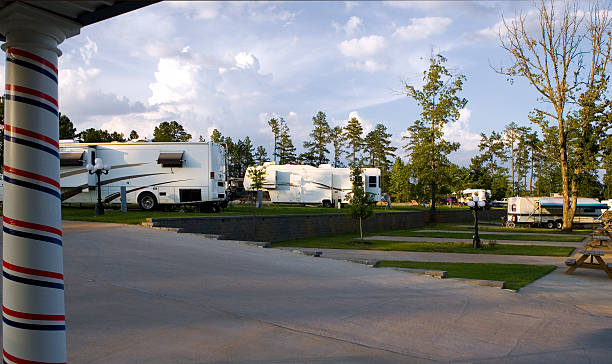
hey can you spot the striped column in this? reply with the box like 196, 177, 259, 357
0, 7, 80, 363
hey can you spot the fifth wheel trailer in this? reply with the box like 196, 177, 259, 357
243, 163, 382, 207
54, 141, 227, 211
507, 196, 608, 228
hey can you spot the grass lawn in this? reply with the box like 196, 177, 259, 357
375, 260, 557, 290
378, 230, 585, 242
424, 223, 592, 235
272, 234, 574, 256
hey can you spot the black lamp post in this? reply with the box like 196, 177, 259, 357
87, 158, 110, 215
467, 195, 486, 248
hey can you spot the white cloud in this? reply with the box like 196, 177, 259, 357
393, 17, 452, 41
79, 37, 98, 65
338, 35, 386, 58
234, 52, 260, 71
346, 59, 385, 72
148, 57, 201, 105
344, 16, 362, 35
442, 108, 481, 151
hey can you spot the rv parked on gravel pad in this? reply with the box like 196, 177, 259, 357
507, 196, 608, 229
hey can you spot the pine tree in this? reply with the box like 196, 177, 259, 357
59, 113, 76, 140
210, 128, 224, 144
343, 117, 363, 167
330, 126, 345, 167
403, 54, 467, 215
268, 118, 281, 163
277, 122, 297, 164
302, 111, 331, 166
364, 123, 396, 191
254, 146, 268, 164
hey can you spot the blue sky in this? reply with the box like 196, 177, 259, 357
4, 1, 553, 165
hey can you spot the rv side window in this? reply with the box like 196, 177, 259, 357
583, 208, 595, 213
511, 204, 516, 212
368, 176, 377, 188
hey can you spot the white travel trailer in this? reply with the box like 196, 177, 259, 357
57, 141, 227, 211
507, 196, 608, 229
243, 163, 382, 207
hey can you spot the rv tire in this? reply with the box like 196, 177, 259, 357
138, 192, 158, 211
322, 200, 333, 208
556, 221, 563, 229
546, 221, 555, 229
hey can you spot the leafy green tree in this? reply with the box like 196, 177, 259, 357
330, 125, 345, 167
59, 113, 76, 140
477, 131, 508, 199
498, 0, 611, 230
78, 128, 125, 142
364, 123, 396, 191
153, 121, 191, 142
302, 111, 331, 166
343, 117, 363, 167
109, 131, 126, 142
254, 146, 268, 164
603, 135, 612, 199
247, 164, 267, 208
403, 54, 467, 215
388, 157, 414, 202
278, 121, 297, 164
347, 164, 375, 240
268, 118, 281, 163
210, 128, 224, 144
129, 130, 139, 141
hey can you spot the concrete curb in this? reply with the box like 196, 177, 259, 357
447, 277, 506, 289
389, 267, 448, 279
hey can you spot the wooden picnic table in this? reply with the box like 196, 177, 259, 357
565, 249, 612, 279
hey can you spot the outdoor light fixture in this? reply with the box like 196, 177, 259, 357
86, 157, 111, 215
468, 195, 486, 248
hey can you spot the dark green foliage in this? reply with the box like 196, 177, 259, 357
210, 128, 224, 144
330, 125, 345, 167
268, 118, 281, 163
277, 119, 297, 164
129, 130, 139, 141
343, 117, 363, 167
302, 111, 331, 166
59, 113, 76, 140
78, 128, 125, 143
404, 54, 467, 213
225, 136, 255, 178
254, 146, 268, 164
152, 121, 191, 142
348, 165, 375, 239
364, 123, 396, 191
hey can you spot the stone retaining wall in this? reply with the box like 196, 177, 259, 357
148, 208, 507, 242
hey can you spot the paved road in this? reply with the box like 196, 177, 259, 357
280, 247, 571, 267
2, 221, 611, 363
367, 235, 585, 248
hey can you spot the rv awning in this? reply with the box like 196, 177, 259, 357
157, 152, 184, 167
540, 202, 609, 209
60, 151, 85, 166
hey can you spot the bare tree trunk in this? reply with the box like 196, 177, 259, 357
559, 126, 575, 231
359, 217, 363, 240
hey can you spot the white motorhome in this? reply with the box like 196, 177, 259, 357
458, 189, 491, 204
507, 196, 608, 229
57, 141, 227, 211
243, 163, 381, 207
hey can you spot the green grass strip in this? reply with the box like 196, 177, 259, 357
272, 234, 574, 256
379, 230, 585, 242
376, 260, 557, 291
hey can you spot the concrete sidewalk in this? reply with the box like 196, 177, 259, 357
280, 247, 570, 266
367, 235, 585, 248
415, 229, 588, 238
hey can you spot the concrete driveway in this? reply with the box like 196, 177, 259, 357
2, 221, 611, 363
